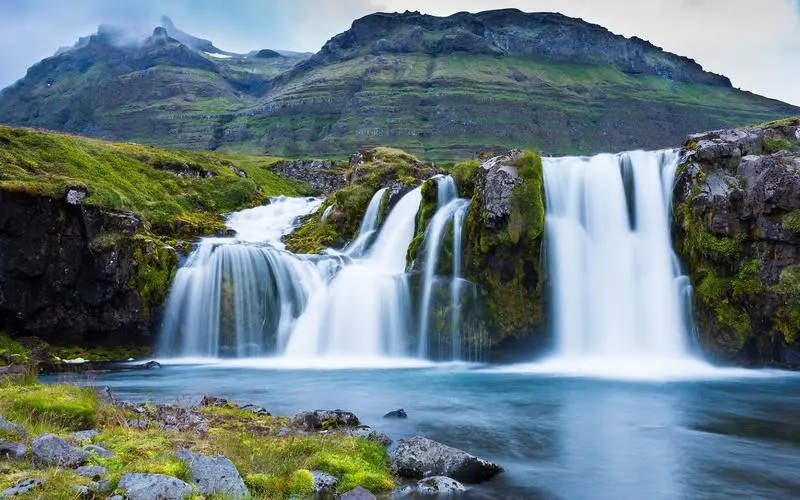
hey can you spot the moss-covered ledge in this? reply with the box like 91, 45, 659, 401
459, 150, 549, 359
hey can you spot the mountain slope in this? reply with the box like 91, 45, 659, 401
0, 10, 797, 159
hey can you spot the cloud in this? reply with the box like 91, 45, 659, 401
0, 0, 799, 105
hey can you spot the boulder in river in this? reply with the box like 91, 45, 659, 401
391, 436, 503, 483
383, 408, 408, 419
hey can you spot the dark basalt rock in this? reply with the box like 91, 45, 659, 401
383, 408, 408, 419
0, 188, 174, 347
673, 118, 800, 365
292, 409, 361, 431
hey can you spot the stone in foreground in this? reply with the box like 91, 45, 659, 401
76, 465, 107, 479
311, 470, 338, 493
3, 478, 43, 496
0, 440, 26, 460
31, 434, 89, 467
83, 444, 116, 458
292, 409, 360, 430
391, 436, 502, 483
417, 476, 467, 495
118, 473, 193, 500
178, 451, 249, 497
0, 414, 25, 436
340, 485, 376, 500
70, 429, 99, 442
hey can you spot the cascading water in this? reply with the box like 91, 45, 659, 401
346, 187, 387, 257
157, 197, 326, 358
416, 175, 475, 359
283, 188, 422, 358
540, 150, 700, 374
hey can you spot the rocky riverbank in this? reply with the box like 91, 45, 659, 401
0, 376, 502, 499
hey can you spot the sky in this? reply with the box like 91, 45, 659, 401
0, 0, 798, 105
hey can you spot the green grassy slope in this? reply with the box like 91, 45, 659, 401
232, 53, 800, 160
0, 125, 304, 235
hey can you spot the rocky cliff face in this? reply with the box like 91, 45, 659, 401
673, 118, 800, 365
0, 189, 177, 346
297, 9, 729, 86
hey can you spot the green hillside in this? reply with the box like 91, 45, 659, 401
0, 10, 797, 160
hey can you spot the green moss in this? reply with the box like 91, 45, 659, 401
510, 151, 546, 242
284, 206, 344, 254
131, 238, 179, 315
782, 211, 800, 234
0, 383, 100, 431
0, 333, 29, 366
407, 178, 439, 265
763, 136, 794, 154
450, 159, 480, 198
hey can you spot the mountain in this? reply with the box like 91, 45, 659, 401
0, 10, 797, 159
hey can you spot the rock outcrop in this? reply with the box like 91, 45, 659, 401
462, 150, 549, 360
0, 188, 177, 346
673, 118, 800, 365
271, 159, 348, 194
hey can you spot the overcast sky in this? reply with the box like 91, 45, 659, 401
1, 0, 798, 105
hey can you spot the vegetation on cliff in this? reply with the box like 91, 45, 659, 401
285, 147, 436, 254
0, 125, 304, 237
673, 118, 800, 364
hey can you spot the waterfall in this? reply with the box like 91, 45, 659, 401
346, 187, 387, 257
283, 187, 422, 358
542, 150, 693, 363
157, 197, 326, 358
416, 175, 471, 359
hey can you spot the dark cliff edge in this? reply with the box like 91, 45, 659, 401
0, 189, 176, 346
673, 118, 800, 366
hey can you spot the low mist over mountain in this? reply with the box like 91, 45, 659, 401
0, 9, 797, 159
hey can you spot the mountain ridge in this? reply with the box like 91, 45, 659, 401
0, 10, 797, 159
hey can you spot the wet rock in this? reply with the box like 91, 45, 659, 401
83, 444, 115, 458
178, 452, 249, 497
292, 409, 360, 431
417, 476, 467, 495
343, 426, 392, 446
76, 465, 107, 480
0, 440, 26, 460
117, 473, 193, 500
311, 470, 338, 493
476, 149, 523, 229
31, 434, 89, 467
236, 403, 270, 416
391, 436, 502, 483
340, 485, 376, 500
2, 478, 43, 496
383, 408, 408, 419
70, 429, 99, 442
